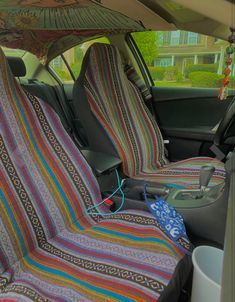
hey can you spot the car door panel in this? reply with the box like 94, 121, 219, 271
151, 87, 234, 161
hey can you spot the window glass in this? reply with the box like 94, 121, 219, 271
132, 31, 233, 89
187, 32, 198, 45
155, 58, 172, 67
170, 31, 180, 45
49, 37, 109, 83
2, 47, 25, 57
50, 56, 73, 83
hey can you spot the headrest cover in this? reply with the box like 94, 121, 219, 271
7, 56, 26, 77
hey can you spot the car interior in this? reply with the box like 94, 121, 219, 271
0, 1, 234, 301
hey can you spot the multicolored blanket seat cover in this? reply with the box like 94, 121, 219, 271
0, 47, 191, 301
79, 43, 225, 189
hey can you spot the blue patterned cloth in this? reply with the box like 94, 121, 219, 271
144, 185, 189, 245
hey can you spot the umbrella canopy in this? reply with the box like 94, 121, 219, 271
0, 0, 144, 62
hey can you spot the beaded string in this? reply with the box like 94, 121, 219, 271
218, 27, 235, 100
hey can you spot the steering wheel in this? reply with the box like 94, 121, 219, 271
214, 99, 235, 146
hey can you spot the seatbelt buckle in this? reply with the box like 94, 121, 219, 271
163, 140, 170, 157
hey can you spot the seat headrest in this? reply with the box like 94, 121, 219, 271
86, 43, 120, 65
7, 56, 26, 77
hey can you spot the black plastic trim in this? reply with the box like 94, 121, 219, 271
125, 33, 154, 86
162, 126, 215, 142
81, 150, 122, 176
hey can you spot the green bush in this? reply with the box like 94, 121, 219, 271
54, 68, 71, 81
164, 66, 178, 81
185, 64, 218, 78
148, 66, 165, 80
148, 66, 178, 81
229, 76, 235, 88
175, 72, 184, 82
189, 71, 223, 88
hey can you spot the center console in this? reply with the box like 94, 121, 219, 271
84, 148, 234, 247
81, 149, 122, 192
167, 185, 224, 208
108, 154, 234, 247
110, 178, 228, 246
166, 181, 227, 246
81, 149, 122, 176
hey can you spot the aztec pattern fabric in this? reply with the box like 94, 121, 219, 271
0, 0, 144, 62
0, 47, 191, 301
133, 157, 225, 189
81, 43, 226, 189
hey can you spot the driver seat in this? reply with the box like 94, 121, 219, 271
72, 43, 225, 188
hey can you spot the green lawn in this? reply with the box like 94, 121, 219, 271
154, 81, 192, 87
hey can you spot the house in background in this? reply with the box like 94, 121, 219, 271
155, 30, 231, 75
50, 30, 232, 80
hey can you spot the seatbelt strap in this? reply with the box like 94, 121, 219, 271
53, 85, 86, 147
125, 64, 152, 102
125, 64, 169, 155
53, 85, 73, 128
124, 64, 159, 119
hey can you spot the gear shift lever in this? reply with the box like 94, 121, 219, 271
199, 165, 215, 194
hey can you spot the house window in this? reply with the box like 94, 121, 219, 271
131, 30, 228, 88
155, 58, 172, 67
203, 54, 215, 64
170, 31, 181, 45
187, 32, 198, 45
158, 32, 164, 46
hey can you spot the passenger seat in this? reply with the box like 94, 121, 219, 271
7, 56, 88, 147
1, 47, 192, 302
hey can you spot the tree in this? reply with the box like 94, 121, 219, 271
132, 31, 159, 66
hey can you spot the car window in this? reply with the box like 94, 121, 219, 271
132, 31, 234, 89
2, 47, 26, 57
49, 37, 110, 83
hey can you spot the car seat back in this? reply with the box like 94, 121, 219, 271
73, 43, 168, 178
0, 48, 106, 274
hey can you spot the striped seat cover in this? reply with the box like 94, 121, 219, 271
0, 48, 192, 301
79, 43, 225, 189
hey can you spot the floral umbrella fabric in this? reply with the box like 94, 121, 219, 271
0, 0, 144, 62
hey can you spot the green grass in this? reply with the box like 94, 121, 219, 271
154, 81, 192, 87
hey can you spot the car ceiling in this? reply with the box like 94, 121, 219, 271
0, 0, 233, 63
96, 0, 233, 40
118, 0, 233, 40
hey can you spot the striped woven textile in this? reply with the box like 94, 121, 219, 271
0, 47, 191, 301
82, 43, 225, 189
133, 156, 225, 188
